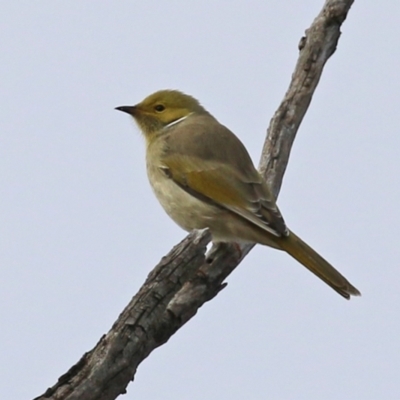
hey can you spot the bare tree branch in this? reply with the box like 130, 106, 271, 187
34, 1, 355, 399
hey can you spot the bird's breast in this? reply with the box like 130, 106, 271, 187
146, 148, 219, 233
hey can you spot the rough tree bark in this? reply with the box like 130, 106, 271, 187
34, 1, 355, 399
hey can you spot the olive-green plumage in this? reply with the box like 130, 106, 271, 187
116, 90, 360, 300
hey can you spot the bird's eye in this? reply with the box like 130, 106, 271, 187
154, 104, 165, 112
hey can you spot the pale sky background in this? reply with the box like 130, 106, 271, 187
1, 1, 400, 399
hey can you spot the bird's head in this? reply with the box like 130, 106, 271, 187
116, 90, 208, 140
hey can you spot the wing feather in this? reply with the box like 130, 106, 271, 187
160, 115, 288, 236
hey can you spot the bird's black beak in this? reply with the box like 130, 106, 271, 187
115, 105, 136, 115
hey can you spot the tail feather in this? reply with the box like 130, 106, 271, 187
273, 230, 361, 300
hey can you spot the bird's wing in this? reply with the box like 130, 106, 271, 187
161, 118, 288, 236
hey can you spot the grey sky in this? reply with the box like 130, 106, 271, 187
1, 1, 400, 399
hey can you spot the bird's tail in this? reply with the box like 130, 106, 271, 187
272, 230, 361, 300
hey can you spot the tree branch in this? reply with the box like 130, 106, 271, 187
34, 1, 355, 399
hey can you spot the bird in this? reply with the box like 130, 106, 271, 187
116, 89, 360, 300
